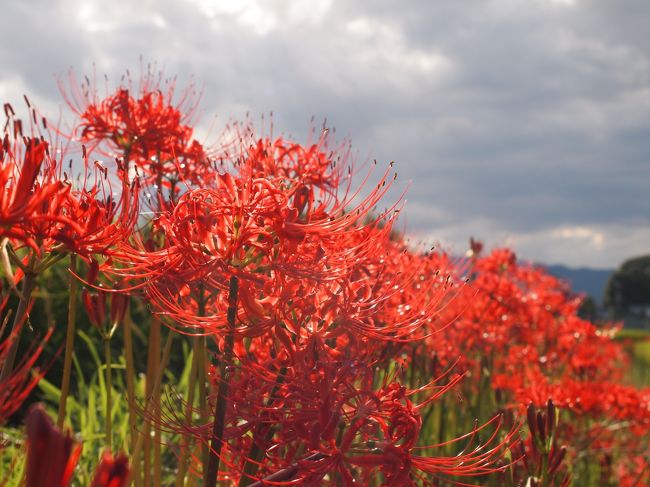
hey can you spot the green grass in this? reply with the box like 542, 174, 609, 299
615, 328, 650, 386
1, 328, 196, 487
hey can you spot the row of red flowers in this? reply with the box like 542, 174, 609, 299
0, 67, 648, 486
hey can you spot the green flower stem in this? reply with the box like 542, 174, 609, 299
175, 338, 199, 487
143, 317, 161, 487
57, 253, 78, 427
104, 333, 113, 449
123, 310, 140, 487
125, 329, 174, 487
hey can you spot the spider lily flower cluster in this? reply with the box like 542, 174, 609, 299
0, 66, 648, 487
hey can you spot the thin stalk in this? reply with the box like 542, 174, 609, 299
408, 345, 417, 389
205, 276, 239, 487
539, 450, 550, 487
123, 310, 140, 487
143, 318, 162, 486
104, 335, 113, 449
185, 442, 203, 487
0, 269, 37, 383
153, 156, 164, 487
57, 254, 78, 427
125, 330, 174, 487
186, 474, 198, 487
195, 289, 208, 483
438, 398, 447, 453
153, 339, 162, 487
175, 341, 198, 487
421, 403, 437, 439
197, 337, 208, 480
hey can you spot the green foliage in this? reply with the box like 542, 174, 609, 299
615, 328, 650, 386
1, 328, 195, 486
0, 427, 26, 487
604, 254, 650, 313
3, 251, 649, 485
577, 295, 598, 321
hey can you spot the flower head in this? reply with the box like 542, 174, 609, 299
25, 404, 81, 487
91, 451, 130, 487
62, 67, 209, 188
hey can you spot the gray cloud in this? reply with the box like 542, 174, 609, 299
1, 0, 648, 267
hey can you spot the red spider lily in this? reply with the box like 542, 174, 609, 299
113, 134, 483, 486
234, 132, 344, 197
266, 248, 461, 344
91, 451, 130, 487
152, 330, 515, 486
111, 172, 286, 291
411, 245, 650, 485
0, 297, 51, 424
158, 174, 287, 271
143, 222, 459, 344
164, 155, 396, 276
431, 247, 629, 378
25, 404, 81, 487
287, 366, 514, 485
273, 374, 512, 485
510, 373, 650, 434
326, 237, 469, 342
0, 133, 45, 226
4, 172, 138, 272
617, 454, 650, 487
2, 104, 138, 260
509, 400, 570, 487
0, 131, 69, 249
8, 63, 638, 487
82, 289, 129, 334
49, 156, 140, 258
61, 67, 210, 188
113, 155, 402, 339
79, 88, 191, 155
26, 404, 130, 487
493, 364, 650, 485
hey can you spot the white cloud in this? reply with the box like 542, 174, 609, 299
182, 0, 332, 35
0, 76, 25, 102
73, 0, 168, 33
415, 219, 647, 268
343, 17, 453, 79
546, 0, 576, 6
551, 225, 605, 248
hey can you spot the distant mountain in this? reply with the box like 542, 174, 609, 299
543, 265, 614, 305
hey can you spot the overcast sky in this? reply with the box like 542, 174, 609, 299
1, 0, 648, 268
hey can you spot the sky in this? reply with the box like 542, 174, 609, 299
1, 0, 648, 268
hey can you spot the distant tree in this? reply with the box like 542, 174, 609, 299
604, 255, 650, 317
578, 295, 598, 322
